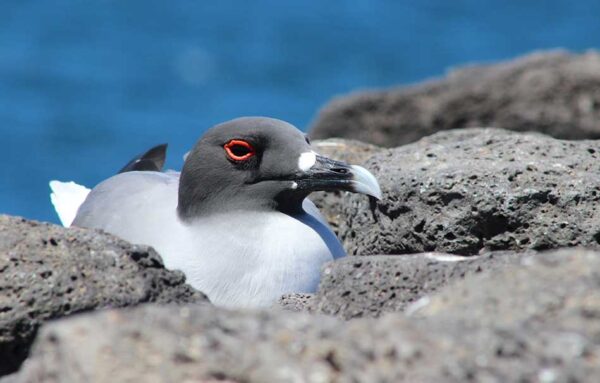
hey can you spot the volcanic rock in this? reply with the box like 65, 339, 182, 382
8, 248, 600, 382
0, 215, 207, 375
334, 128, 600, 256
310, 50, 600, 146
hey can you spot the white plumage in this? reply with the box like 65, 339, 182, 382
49, 117, 381, 308
50, 172, 344, 307
49, 180, 91, 227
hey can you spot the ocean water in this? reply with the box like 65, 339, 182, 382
2, 0, 599, 223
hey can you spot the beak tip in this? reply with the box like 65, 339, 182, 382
349, 165, 383, 201
369, 188, 383, 201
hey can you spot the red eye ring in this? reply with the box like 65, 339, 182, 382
224, 139, 255, 161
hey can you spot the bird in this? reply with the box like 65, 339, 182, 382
50, 117, 381, 308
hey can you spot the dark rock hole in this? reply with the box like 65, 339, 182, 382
472, 213, 511, 241
414, 220, 425, 233
324, 351, 342, 372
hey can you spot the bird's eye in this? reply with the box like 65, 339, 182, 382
224, 139, 255, 161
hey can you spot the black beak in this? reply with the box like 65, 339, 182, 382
295, 155, 382, 199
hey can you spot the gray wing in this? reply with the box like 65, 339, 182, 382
302, 198, 346, 259
73, 171, 180, 246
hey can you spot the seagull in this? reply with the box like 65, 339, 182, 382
50, 117, 381, 307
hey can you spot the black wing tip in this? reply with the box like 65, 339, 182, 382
118, 143, 168, 174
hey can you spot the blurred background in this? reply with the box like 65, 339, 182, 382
1, 0, 600, 223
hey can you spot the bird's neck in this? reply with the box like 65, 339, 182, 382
177, 187, 308, 222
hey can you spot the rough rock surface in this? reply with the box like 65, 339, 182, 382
334, 128, 600, 256
408, 247, 600, 382
0, 215, 208, 375
8, 248, 600, 382
305, 251, 530, 319
312, 138, 383, 165
310, 50, 600, 147
310, 139, 384, 234
277, 293, 314, 312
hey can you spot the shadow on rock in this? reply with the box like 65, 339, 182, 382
0, 215, 208, 376
328, 128, 600, 256
8, 248, 600, 382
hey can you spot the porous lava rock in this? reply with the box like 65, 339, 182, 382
0, 215, 207, 375
8, 248, 600, 382
304, 251, 529, 319
335, 128, 600, 256
310, 50, 600, 146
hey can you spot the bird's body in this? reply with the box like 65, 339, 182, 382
52, 117, 381, 308
73, 171, 343, 307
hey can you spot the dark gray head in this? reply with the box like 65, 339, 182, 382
178, 117, 381, 220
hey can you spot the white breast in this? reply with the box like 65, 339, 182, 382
149, 200, 344, 308
67, 171, 344, 307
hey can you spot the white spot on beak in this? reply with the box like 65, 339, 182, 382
298, 151, 317, 171
291, 182, 298, 189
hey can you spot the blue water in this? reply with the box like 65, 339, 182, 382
2, 0, 600, 224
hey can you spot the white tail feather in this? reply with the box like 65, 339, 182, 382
49, 180, 91, 227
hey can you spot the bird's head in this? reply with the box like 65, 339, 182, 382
178, 117, 381, 219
